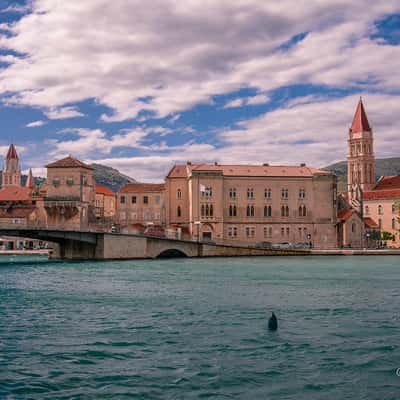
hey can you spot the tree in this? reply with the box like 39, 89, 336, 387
381, 231, 395, 241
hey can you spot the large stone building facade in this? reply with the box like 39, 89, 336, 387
165, 163, 338, 248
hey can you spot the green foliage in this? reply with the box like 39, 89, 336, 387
381, 231, 395, 241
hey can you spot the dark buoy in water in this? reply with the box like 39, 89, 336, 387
268, 312, 278, 331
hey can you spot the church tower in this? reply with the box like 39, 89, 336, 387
347, 98, 375, 210
2, 144, 22, 187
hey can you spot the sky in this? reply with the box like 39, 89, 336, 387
0, 0, 399, 182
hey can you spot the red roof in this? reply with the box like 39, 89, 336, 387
363, 189, 400, 200
25, 168, 35, 188
96, 185, 115, 196
167, 163, 332, 179
350, 98, 371, 133
6, 144, 19, 160
373, 176, 400, 191
0, 187, 33, 202
46, 156, 93, 170
119, 183, 165, 193
338, 209, 355, 222
364, 217, 379, 229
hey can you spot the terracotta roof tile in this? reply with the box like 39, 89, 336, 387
338, 209, 355, 222
119, 183, 165, 193
96, 185, 115, 196
363, 189, 400, 200
46, 156, 93, 170
364, 217, 379, 229
373, 176, 400, 191
350, 98, 371, 133
167, 164, 332, 179
0, 187, 33, 202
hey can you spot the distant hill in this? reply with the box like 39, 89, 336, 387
0, 164, 136, 192
91, 163, 136, 192
324, 157, 400, 192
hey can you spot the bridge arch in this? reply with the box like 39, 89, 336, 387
156, 248, 188, 258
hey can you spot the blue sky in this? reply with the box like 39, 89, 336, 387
0, 0, 400, 181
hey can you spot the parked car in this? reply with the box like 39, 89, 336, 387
144, 225, 166, 238
294, 242, 309, 249
272, 242, 293, 249
255, 241, 273, 249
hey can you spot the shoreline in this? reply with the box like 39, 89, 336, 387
0, 249, 49, 256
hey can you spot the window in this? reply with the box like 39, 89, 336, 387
392, 218, 396, 229
246, 205, 255, 217
247, 188, 254, 199
352, 223, 356, 233
155, 212, 161, 220
177, 189, 182, 199
120, 196, 126, 204
286, 227, 290, 236
229, 188, 236, 199
52, 178, 60, 187
298, 205, 307, 217
228, 227, 238, 238
201, 186, 213, 197
245, 226, 255, 238
281, 188, 288, 199
210, 205, 214, 217
131, 196, 137, 204
281, 227, 285, 236
177, 206, 181, 217
155, 196, 160, 205
201, 204, 205, 217
120, 211, 126, 220
143, 211, 150, 220
264, 188, 272, 199
66, 177, 74, 186
264, 205, 272, 217
378, 205, 383, 215
264, 226, 272, 238
281, 205, 289, 217
229, 205, 237, 217
299, 188, 305, 199
143, 196, 149, 204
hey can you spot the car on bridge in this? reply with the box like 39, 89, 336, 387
144, 225, 166, 238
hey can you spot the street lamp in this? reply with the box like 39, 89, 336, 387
194, 221, 201, 242
365, 232, 370, 249
307, 233, 312, 249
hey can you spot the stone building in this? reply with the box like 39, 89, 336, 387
44, 156, 96, 230
165, 163, 338, 248
116, 183, 165, 233
345, 98, 400, 247
95, 185, 116, 219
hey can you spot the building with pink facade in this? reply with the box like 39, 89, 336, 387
165, 163, 338, 248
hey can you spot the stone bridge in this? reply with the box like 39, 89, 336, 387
0, 228, 309, 260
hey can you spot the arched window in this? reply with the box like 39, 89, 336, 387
205, 204, 209, 216
251, 206, 255, 216
247, 205, 251, 217
210, 205, 213, 217
265, 188, 271, 199
281, 205, 285, 217
264, 205, 271, 217
352, 223, 356, 233
229, 205, 233, 217
286, 205, 289, 217
378, 205, 383, 215
177, 206, 181, 217
177, 189, 182, 199
392, 218, 396, 229
201, 204, 205, 217
233, 205, 237, 217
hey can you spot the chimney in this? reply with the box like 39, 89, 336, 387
263, 163, 269, 166
187, 161, 192, 165
300, 163, 306, 167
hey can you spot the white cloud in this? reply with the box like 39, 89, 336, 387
0, 1, 399, 122
223, 94, 270, 108
44, 106, 85, 120
25, 120, 46, 127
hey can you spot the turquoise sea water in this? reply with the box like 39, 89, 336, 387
0, 255, 400, 399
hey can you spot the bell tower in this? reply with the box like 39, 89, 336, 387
2, 144, 22, 187
347, 98, 375, 210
